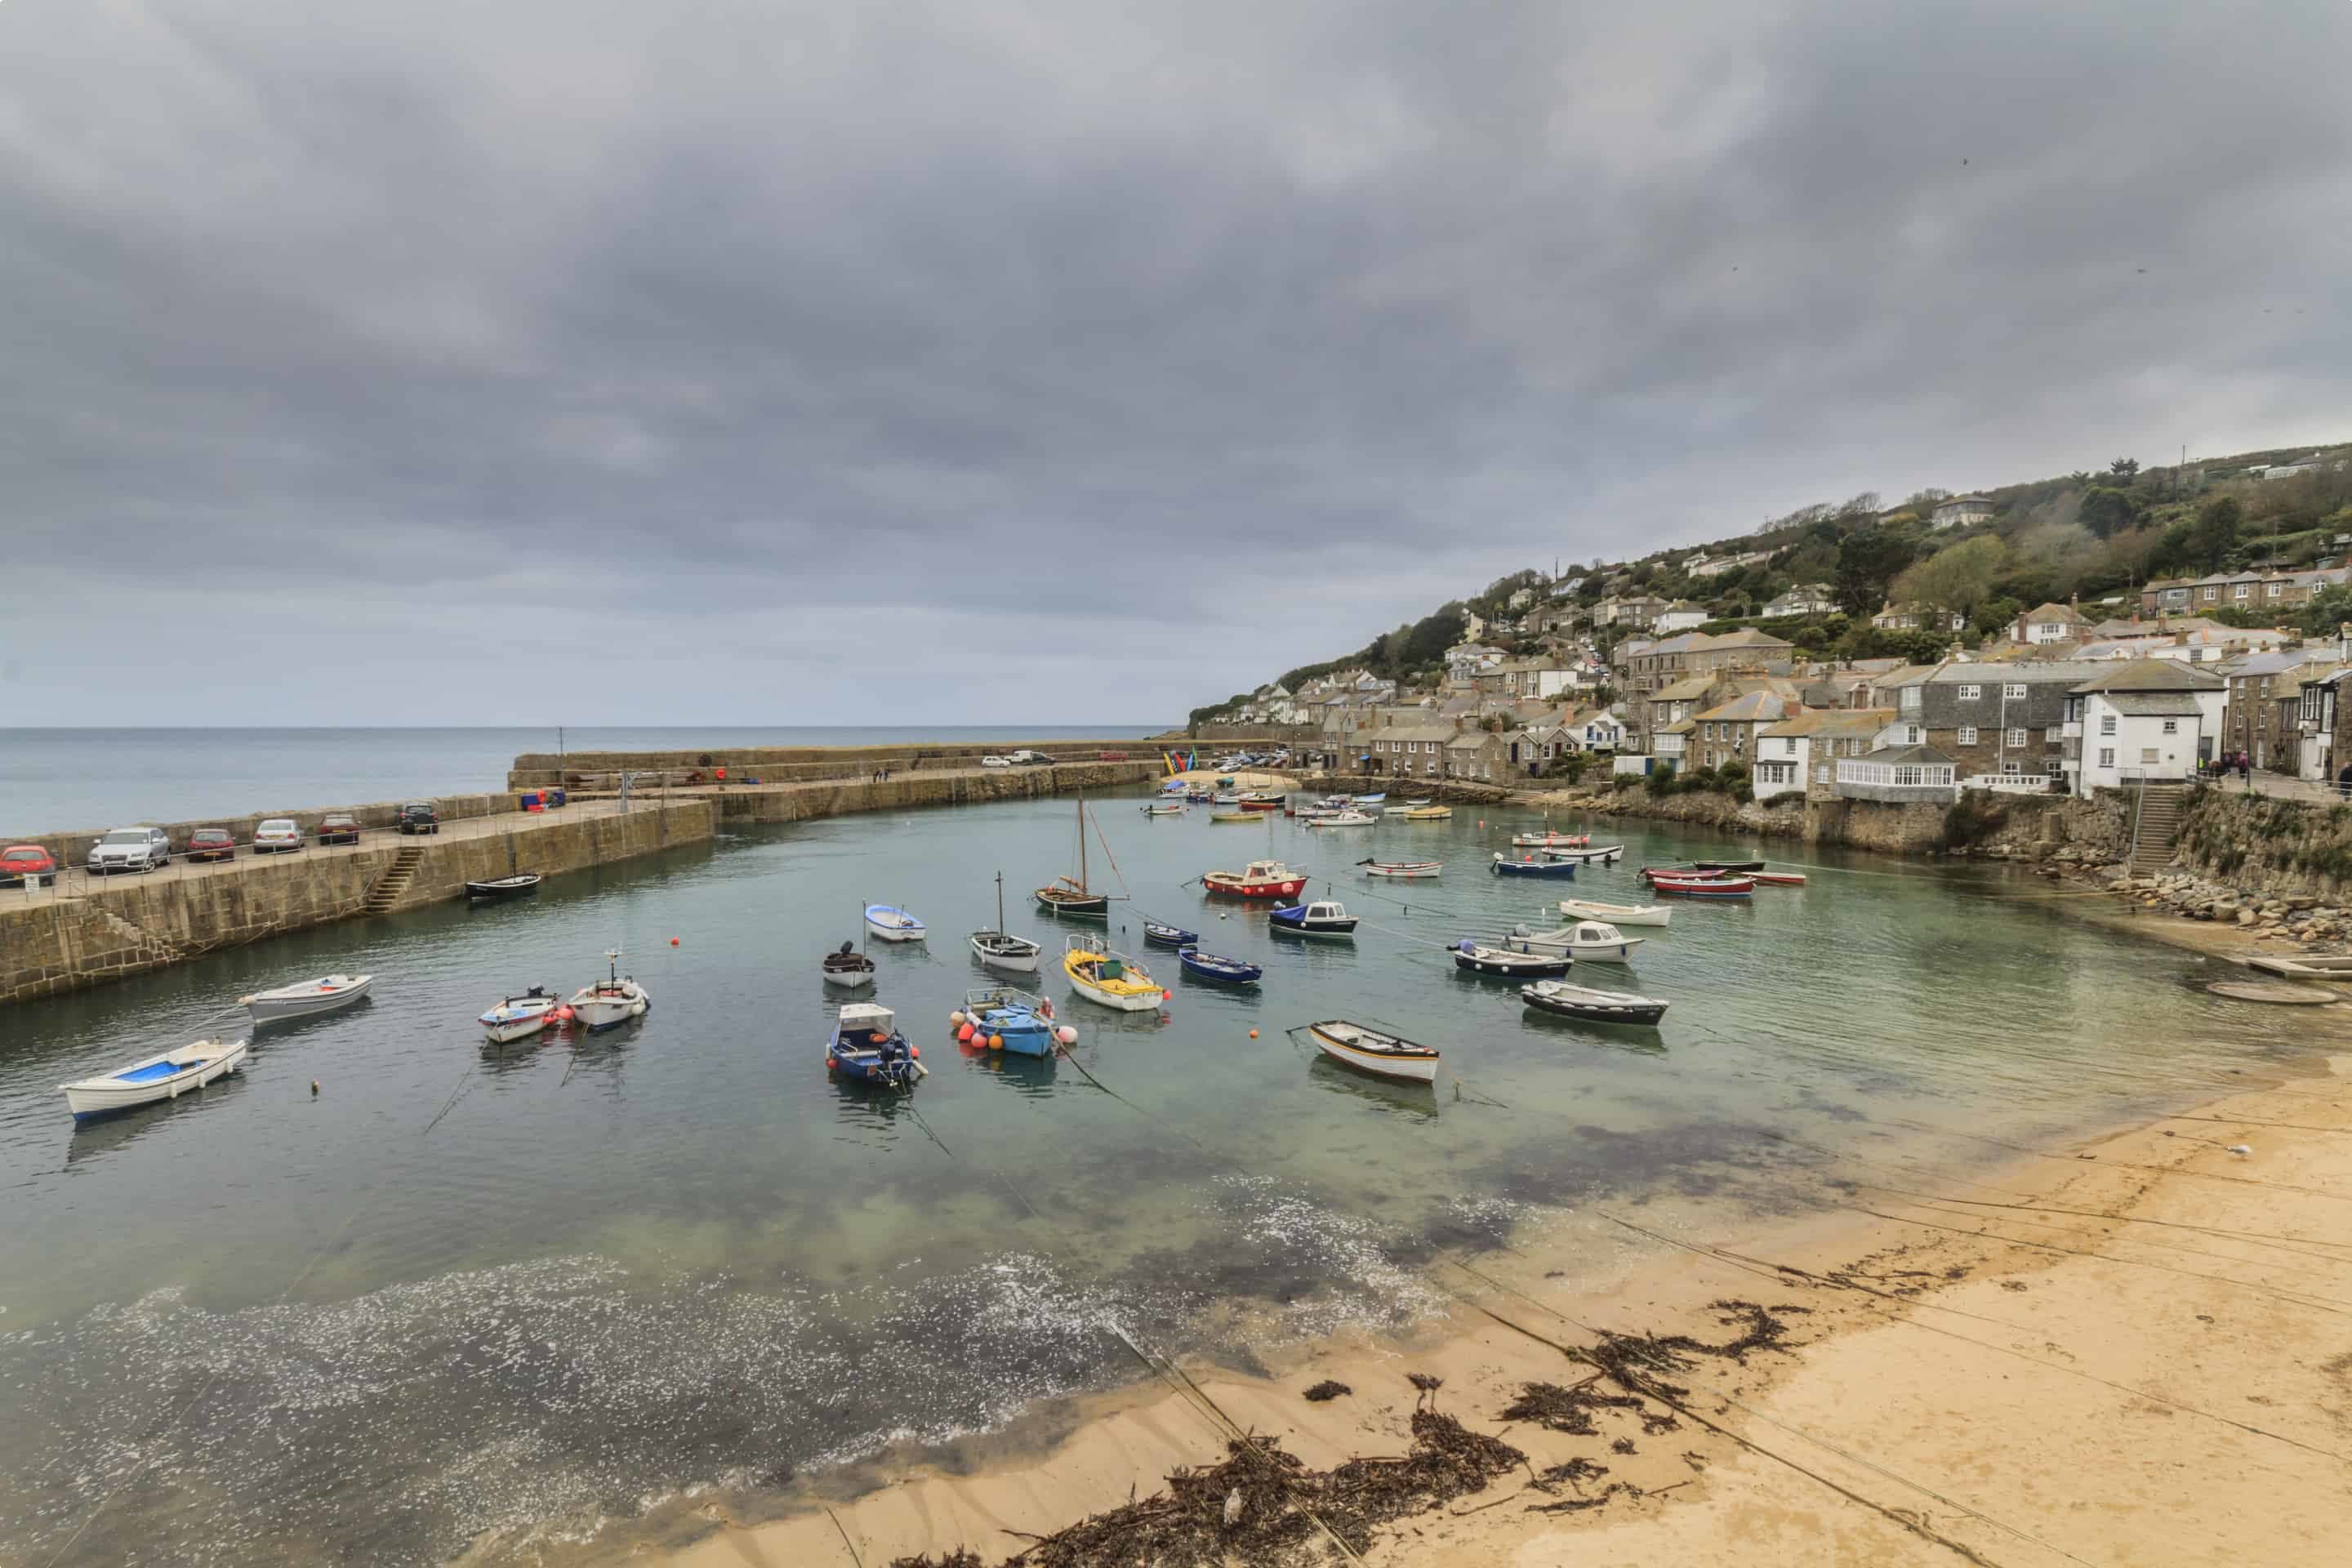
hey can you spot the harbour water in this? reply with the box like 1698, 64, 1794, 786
0, 789, 2311, 1566
0, 726, 1171, 833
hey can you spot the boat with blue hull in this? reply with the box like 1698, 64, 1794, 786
959, 987, 1062, 1058
1176, 947, 1263, 985
826, 1002, 928, 1088
1143, 918, 1199, 947
1490, 853, 1576, 878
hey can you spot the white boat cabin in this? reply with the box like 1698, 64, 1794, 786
837, 1002, 899, 1040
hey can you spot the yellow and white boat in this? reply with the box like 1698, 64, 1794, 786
1403, 804, 1453, 821
1062, 934, 1167, 1011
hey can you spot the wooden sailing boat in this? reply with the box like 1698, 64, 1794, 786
1036, 786, 1125, 918
971, 871, 1043, 971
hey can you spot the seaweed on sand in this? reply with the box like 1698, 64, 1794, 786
1301, 1379, 1352, 1402
893, 1393, 1523, 1566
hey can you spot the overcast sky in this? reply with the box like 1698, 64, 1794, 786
4, 1, 2346, 725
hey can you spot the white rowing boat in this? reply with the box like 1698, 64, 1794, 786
1305, 1019, 1440, 1085
1557, 897, 1671, 929
61, 1038, 247, 1120
243, 973, 372, 1026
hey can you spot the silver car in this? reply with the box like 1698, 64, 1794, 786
87, 826, 170, 875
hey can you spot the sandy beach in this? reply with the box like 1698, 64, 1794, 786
620, 1048, 2352, 1568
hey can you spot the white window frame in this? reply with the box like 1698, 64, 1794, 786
2099, 714, 2117, 736
2003, 684, 2027, 699
2161, 719, 2178, 734
1957, 725, 1978, 746
2098, 747, 2116, 767
2006, 727, 2029, 747
1958, 684, 1981, 701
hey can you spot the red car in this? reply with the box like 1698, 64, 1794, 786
1, 844, 58, 885
184, 827, 238, 863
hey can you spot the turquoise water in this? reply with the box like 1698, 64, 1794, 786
0, 791, 2310, 1565
0, 725, 1171, 833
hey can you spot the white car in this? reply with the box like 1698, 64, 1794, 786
1008, 750, 1053, 765
980, 755, 1013, 768
87, 826, 170, 875
252, 818, 305, 853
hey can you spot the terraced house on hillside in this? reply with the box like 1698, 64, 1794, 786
2140, 568, 2351, 618
1912, 662, 2106, 785
1621, 627, 1793, 696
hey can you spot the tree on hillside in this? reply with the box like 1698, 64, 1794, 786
2109, 457, 2140, 479
1890, 534, 2007, 617
2078, 486, 2140, 540
1833, 524, 1920, 615
1779, 538, 1840, 586
1971, 595, 2024, 639
2185, 496, 2243, 571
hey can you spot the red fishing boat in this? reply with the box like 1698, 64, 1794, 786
1201, 858, 1310, 900
1643, 870, 1754, 898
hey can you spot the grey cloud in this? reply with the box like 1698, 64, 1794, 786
2, 0, 2348, 724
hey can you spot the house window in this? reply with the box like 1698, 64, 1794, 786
1900, 687, 1921, 710
2141, 748, 2160, 764
2003, 684, 2027, 699
2161, 719, 2177, 734
2006, 728, 2028, 747
2099, 715, 2117, 736
1783, 738, 1797, 755
1958, 684, 1980, 701
1957, 725, 1978, 746
1905, 725, 1922, 744
2268, 582, 2283, 598
2098, 747, 2115, 767
2002, 761, 2020, 773
2045, 727, 2064, 742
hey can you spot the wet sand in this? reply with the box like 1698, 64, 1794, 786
612, 1050, 2352, 1567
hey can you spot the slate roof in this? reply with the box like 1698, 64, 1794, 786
2100, 693, 2207, 717
2068, 659, 2227, 693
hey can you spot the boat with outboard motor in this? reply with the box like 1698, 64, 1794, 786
1540, 844, 1624, 865
480, 987, 566, 1042
1307, 808, 1374, 828
1641, 869, 1754, 898
1303, 1019, 1441, 1084
1512, 831, 1589, 849
823, 941, 878, 987
466, 872, 542, 901
1521, 979, 1669, 1026
827, 1001, 927, 1087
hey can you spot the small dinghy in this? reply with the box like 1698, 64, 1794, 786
1491, 853, 1575, 878
1521, 979, 1669, 1026
1177, 947, 1263, 985
569, 951, 650, 1030
1357, 858, 1441, 880
1380, 804, 1416, 817
1209, 808, 1255, 822
1062, 934, 1168, 1010
1237, 792, 1284, 811
1143, 800, 1188, 816
1507, 920, 1645, 962
1543, 844, 1624, 865
1642, 871, 1754, 898
1559, 897, 1671, 929
1305, 1019, 1441, 1084
956, 987, 1064, 1058
1452, 940, 1570, 978
1307, 808, 1374, 828
1143, 918, 1199, 947
1749, 870, 1808, 886
1352, 792, 1388, 805
1691, 859, 1766, 874
1512, 831, 1588, 849
827, 1001, 927, 1087
243, 973, 372, 1026
864, 903, 928, 942
1211, 792, 1240, 805
1402, 804, 1452, 821
466, 873, 541, 901
823, 940, 879, 988
61, 1038, 247, 1121
480, 987, 564, 1042
969, 871, 1041, 972
1270, 898, 1358, 938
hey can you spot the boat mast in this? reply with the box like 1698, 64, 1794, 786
1077, 786, 1088, 893
995, 870, 1005, 933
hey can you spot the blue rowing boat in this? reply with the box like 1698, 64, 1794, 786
1176, 947, 1263, 984
1143, 919, 1199, 947
1490, 853, 1577, 878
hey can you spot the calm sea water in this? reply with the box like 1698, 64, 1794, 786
0, 726, 1173, 834
0, 791, 2308, 1565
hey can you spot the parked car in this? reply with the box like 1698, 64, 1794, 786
980, 755, 1013, 768
183, 827, 237, 862
1009, 750, 1053, 765
318, 813, 361, 845
252, 818, 304, 854
398, 801, 440, 835
88, 826, 170, 875
2, 844, 57, 885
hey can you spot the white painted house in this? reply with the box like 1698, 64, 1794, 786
2064, 661, 2227, 795
1654, 601, 1709, 634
